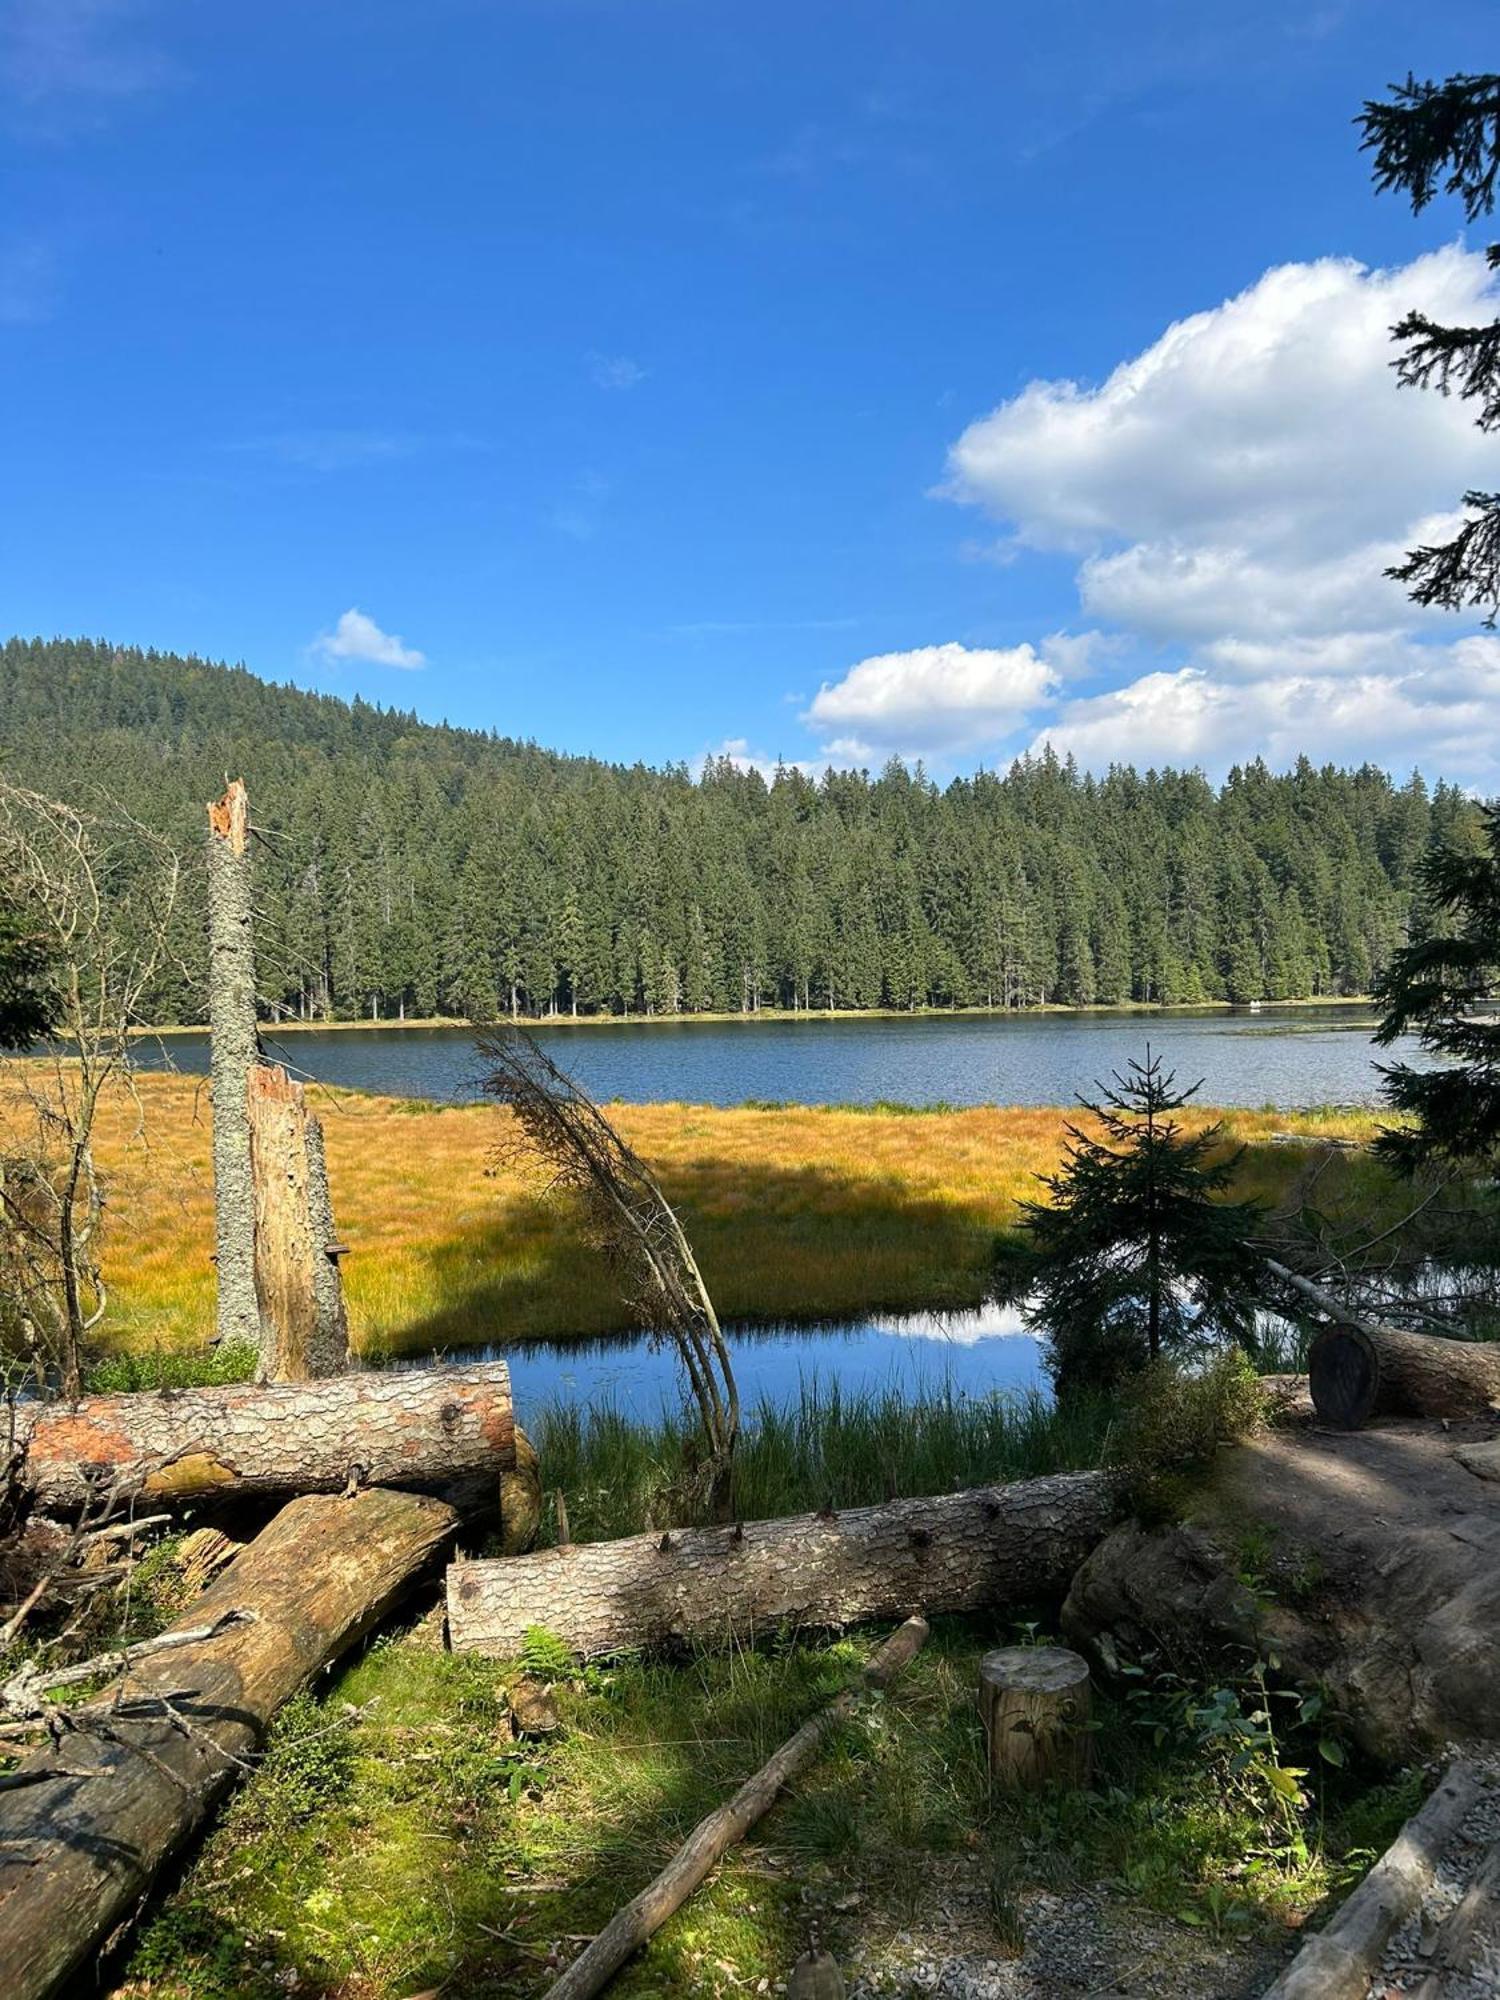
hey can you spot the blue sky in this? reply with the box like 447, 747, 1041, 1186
4, 1, 1500, 783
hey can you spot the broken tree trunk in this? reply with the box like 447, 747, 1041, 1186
0, 1486, 458, 2000
449, 1471, 1114, 1658
15, 1359, 514, 1511
979, 1644, 1092, 1791
206, 780, 265, 1353
248, 1063, 350, 1381
1308, 1322, 1500, 1426
1261, 1760, 1483, 2000
542, 1616, 929, 2000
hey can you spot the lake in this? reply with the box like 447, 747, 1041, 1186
141, 1003, 1415, 1422
143, 1001, 1412, 1111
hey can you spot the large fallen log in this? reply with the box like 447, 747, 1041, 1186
1261, 1760, 1483, 2000
543, 1616, 930, 2000
1263, 1256, 1500, 1426
16, 1359, 514, 1511
0, 1485, 458, 2000
1308, 1321, 1500, 1426
448, 1471, 1114, 1658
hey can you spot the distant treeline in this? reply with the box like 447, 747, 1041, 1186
0, 637, 1482, 1025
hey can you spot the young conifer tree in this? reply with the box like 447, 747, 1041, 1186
1015, 1048, 1263, 1395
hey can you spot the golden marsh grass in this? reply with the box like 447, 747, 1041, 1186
0, 1067, 1390, 1362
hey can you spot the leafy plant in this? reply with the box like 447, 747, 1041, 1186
1109, 1349, 1264, 1522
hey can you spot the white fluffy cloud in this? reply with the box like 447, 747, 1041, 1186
931, 246, 1500, 780
312, 608, 426, 670
803, 641, 1058, 760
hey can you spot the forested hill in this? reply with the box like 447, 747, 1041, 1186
0, 636, 1479, 1026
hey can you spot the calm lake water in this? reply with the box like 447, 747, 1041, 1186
142, 1005, 1418, 1419
399, 1301, 1048, 1422
144, 1002, 1412, 1111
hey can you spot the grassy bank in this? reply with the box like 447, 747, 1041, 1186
0, 1068, 1396, 1360
114, 1606, 1418, 2000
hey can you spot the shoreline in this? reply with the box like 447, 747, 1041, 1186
130, 993, 1380, 1038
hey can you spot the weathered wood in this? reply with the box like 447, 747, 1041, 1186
1308, 1322, 1500, 1427
205, 780, 264, 1353
1261, 1760, 1483, 2000
543, 1616, 929, 2000
248, 1063, 349, 1382
1413, 1838, 1500, 1998
0, 1486, 459, 2000
16, 1360, 514, 1511
978, 1644, 1092, 1791
449, 1472, 1115, 1659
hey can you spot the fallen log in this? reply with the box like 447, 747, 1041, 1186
1261, 1760, 1482, 2000
1308, 1322, 1500, 1426
0, 1485, 458, 2000
449, 1471, 1114, 1658
543, 1615, 929, 2000
1413, 1837, 1500, 1999
16, 1359, 514, 1511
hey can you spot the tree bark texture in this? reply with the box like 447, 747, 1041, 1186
448, 1471, 1115, 1658
0, 1486, 459, 2000
248, 1063, 349, 1382
542, 1616, 929, 2000
978, 1644, 1092, 1791
1261, 1761, 1483, 2000
206, 781, 264, 1353
1309, 1322, 1500, 1427
16, 1360, 514, 1512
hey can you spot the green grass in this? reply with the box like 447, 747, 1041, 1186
528, 1379, 1116, 1543
115, 1611, 1424, 2000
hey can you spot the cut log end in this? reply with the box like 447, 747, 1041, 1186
1308, 1326, 1380, 1430
1309, 1323, 1500, 1428
979, 1644, 1092, 1792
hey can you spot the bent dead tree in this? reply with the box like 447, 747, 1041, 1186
449, 1471, 1114, 1657
0, 1486, 459, 2000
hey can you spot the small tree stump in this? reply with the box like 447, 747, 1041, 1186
979, 1645, 1092, 1790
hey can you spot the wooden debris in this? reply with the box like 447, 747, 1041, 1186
509, 1679, 562, 1737
1309, 1322, 1500, 1427
449, 1472, 1114, 1658
1261, 1760, 1483, 1999
0, 1486, 459, 2000
248, 1063, 351, 1381
1413, 1838, 1500, 1998
979, 1644, 1092, 1791
540, 1615, 929, 2000
15, 1358, 515, 1512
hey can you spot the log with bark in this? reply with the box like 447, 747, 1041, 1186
1261, 1760, 1483, 2000
1308, 1321, 1500, 1427
0, 1485, 459, 2000
542, 1615, 929, 2000
449, 1471, 1114, 1658
15, 1359, 514, 1512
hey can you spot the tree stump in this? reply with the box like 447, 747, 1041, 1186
979, 1645, 1092, 1791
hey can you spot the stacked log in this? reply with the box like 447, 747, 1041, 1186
449, 1470, 1115, 1657
14, 1359, 515, 1511
0, 1486, 459, 2000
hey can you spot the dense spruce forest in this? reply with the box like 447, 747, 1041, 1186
0, 637, 1479, 1026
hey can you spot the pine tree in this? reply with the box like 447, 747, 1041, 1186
1012, 1049, 1264, 1395
0, 886, 56, 1048
1360, 73, 1500, 619
1374, 802, 1500, 1169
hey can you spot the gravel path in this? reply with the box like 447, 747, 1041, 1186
1366, 1756, 1500, 1999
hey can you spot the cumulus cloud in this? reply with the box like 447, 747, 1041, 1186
312, 608, 426, 671
588, 353, 645, 391
935, 246, 1500, 780
803, 641, 1058, 760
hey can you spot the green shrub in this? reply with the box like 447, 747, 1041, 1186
1110, 1350, 1264, 1522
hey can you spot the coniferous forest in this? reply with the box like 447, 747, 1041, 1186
0, 636, 1479, 1027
